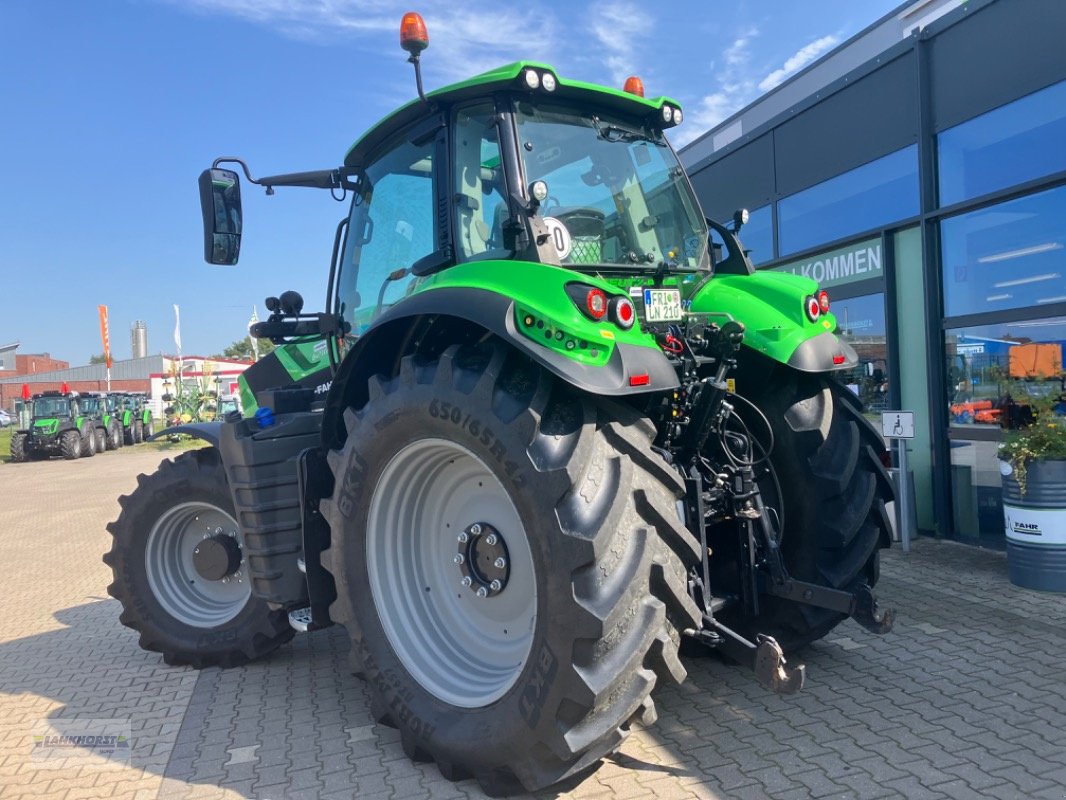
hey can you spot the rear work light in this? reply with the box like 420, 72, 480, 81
566, 282, 633, 329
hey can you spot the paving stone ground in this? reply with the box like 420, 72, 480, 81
2, 447, 1065, 799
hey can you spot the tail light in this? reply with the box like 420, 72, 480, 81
818, 290, 830, 314
586, 289, 607, 320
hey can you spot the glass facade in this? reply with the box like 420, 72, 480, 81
684, 3, 1066, 548
940, 186, 1066, 318
778, 146, 919, 256
739, 205, 772, 265
938, 79, 1066, 207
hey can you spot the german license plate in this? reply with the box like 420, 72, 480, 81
643, 288, 682, 322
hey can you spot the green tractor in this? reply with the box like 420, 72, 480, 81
80, 391, 124, 450
11, 390, 103, 461
105, 17, 893, 794
112, 392, 153, 444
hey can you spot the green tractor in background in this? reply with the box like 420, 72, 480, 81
112, 392, 153, 444
106, 15, 894, 794
80, 391, 124, 450
11, 390, 104, 461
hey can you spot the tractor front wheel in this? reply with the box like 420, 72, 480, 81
322, 344, 701, 794
10, 433, 28, 463
107, 421, 122, 450
104, 448, 294, 667
60, 430, 82, 460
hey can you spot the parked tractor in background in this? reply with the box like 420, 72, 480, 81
112, 392, 153, 444
80, 391, 124, 450
11, 390, 103, 461
105, 15, 894, 794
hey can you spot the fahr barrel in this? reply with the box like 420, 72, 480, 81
1002, 459, 1066, 592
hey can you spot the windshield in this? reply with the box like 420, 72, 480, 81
81, 397, 101, 414
33, 398, 72, 418
514, 101, 708, 270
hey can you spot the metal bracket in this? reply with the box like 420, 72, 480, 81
762, 576, 894, 635
853, 583, 895, 634
684, 617, 805, 695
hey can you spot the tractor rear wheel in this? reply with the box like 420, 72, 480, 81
713, 366, 893, 652
321, 344, 701, 794
107, 421, 122, 450
60, 430, 82, 460
84, 428, 97, 457
104, 448, 293, 667
10, 432, 28, 463
96, 428, 107, 454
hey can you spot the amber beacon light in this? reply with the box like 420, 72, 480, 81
400, 12, 429, 55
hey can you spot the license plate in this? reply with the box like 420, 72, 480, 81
643, 288, 682, 322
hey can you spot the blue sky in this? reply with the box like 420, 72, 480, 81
0, 0, 901, 365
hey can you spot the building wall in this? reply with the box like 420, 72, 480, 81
681, 0, 1066, 545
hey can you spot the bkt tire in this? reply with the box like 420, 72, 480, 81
60, 430, 82, 460
10, 432, 28, 463
104, 448, 293, 667
715, 366, 893, 652
107, 421, 122, 450
321, 344, 701, 795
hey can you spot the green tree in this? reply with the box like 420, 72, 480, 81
89, 353, 108, 365
215, 336, 275, 361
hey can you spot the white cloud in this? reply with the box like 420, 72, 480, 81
757, 34, 839, 93
587, 1, 656, 85
672, 28, 758, 147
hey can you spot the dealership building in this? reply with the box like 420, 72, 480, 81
680, 0, 1066, 546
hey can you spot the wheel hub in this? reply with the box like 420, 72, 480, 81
192, 533, 243, 581
455, 522, 509, 598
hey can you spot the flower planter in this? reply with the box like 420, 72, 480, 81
1001, 458, 1066, 592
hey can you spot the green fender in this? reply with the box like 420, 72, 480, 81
688, 271, 857, 372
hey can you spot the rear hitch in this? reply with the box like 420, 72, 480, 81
853, 583, 895, 634
684, 617, 805, 695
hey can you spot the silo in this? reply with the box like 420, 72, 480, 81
131, 320, 148, 359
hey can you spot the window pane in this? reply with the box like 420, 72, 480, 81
454, 104, 510, 260
740, 205, 772, 265
938, 79, 1066, 207
830, 293, 889, 414
941, 185, 1066, 319
778, 146, 918, 256
945, 317, 1066, 544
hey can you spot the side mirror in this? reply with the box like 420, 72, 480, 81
198, 168, 243, 265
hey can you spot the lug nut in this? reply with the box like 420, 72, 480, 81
457, 531, 469, 543
470, 523, 482, 535
476, 586, 488, 598
194, 547, 200, 555
485, 533, 498, 546
494, 557, 506, 569
461, 576, 472, 587
490, 579, 502, 591
454, 554, 465, 565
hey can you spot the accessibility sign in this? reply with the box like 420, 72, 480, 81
881, 411, 915, 440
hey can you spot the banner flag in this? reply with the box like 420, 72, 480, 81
97, 305, 112, 369
173, 304, 182, 354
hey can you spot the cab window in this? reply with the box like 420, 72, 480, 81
453, 103, 511, 261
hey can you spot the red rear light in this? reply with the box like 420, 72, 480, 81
586, 289, 607, 320
818, 290, 830, 314
623, 76, 645, 97
805, 296, 821, 322
879, 450, 893, 470
610, 296, 635, 329
629, 373, 650, 386
832, 354, 846, 365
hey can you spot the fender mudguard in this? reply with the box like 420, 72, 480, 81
689, 271, 857, 372
146, 422, 222, 447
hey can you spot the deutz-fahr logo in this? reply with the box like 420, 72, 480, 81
1007, 516, 1042, 536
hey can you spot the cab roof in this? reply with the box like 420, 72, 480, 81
344, 61, 681, 168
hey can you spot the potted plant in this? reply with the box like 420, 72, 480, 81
999, 389, 1066, 592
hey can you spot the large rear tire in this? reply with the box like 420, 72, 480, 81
713, 366, 893, 652
107, 420, 122, 450
104, 448, 294, 667
321, 344, 701, 794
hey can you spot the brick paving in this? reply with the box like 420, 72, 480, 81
2, 448, 1065, 799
